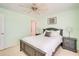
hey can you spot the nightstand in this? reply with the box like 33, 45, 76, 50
62, 37, 77, 52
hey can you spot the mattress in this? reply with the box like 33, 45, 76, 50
22, 35, 62, 56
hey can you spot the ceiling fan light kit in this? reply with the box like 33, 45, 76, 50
22, 3, 48, 15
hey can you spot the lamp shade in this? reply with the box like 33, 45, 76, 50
66, 27, 73, 32
65, 27, 73, 37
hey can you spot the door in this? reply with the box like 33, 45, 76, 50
31, 20, 37, 36
0, 14, 5, 50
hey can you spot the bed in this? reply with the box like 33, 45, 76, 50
20, 28, 63, 56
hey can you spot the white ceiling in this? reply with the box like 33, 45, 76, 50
0, 3, 79, 15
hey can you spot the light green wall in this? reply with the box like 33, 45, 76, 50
0, 7, 79, 50
75, 7, 79, 49
39, 7, 79, 50
0, 8, 32, 48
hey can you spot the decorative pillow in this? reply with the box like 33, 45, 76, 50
44, 31, 51, 37
44, 30, 60, 37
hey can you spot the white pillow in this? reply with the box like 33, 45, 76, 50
43, 30, 48, 36
50, 31, 60, 37
43, 30, 60, 37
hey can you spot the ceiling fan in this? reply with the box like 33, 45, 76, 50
20, 3, 48, 15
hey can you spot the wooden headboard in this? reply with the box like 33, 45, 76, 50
43, 28, 63, 36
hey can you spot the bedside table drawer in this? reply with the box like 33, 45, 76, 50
63, 40, 71, 50
62, 37, 77, 52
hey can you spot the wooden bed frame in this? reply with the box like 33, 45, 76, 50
20, 28, 63, 56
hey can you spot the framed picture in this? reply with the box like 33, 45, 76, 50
48, 17, 57, 24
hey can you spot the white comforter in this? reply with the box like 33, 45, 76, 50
22, 35, 62, 56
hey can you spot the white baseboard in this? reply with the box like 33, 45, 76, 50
0, 41, 19, 51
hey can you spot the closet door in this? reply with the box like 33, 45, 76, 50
0, 14, 5, 50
